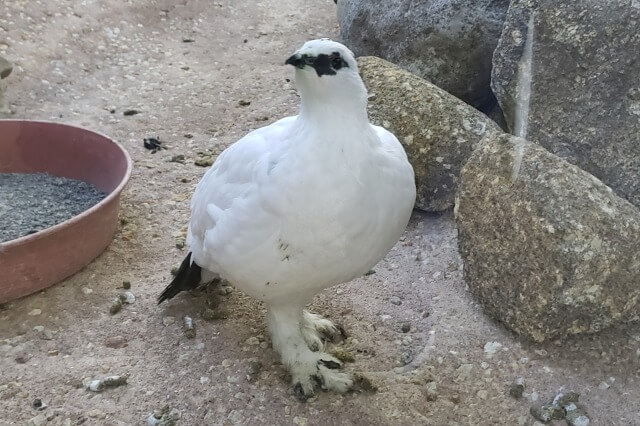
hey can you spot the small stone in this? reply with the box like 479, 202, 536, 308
122, 281, 131, 289
353, 373, 378, 392
477, 389, 488, 399
284, 405, 291, 415
87, 409, 106, 419
530, 403, 565, 423
566, 410, 590, 426
41, 329, 54, 340
425, 382, 437, 401
222, 359, 232, 367
400, 322, 411, 333
28, 413, 47, 426
203, 410, 216, 424
227, 410, 244, 424
247, 360, 263, 375
15, 353, 31, 364
169, 155, 186, 164
329, 347, 355, 363
119, 291, 135, 304
104, 336, 128, 349
81, 287, 93, 295
238, 100, 251, 106
162, 316, 175, 326
195, 156, 214, 167
509, 377, 525, 399
293, 416, 308, 426
109, 299, 122, 315
202, 308, 227, 321
399, 351, 413, 365
483, 341, 502, 355
32, 398, 44, 409
87, 375, 128, 392
553, 390, 580, 407
28, 309, 42, 316
218, 285, 233, 295
245, 337, 260, 345
183, 316, 196, 338
390, 296, 402, 305
123, 109, 140, 116
598, 381, 610, 390
456, 363, 474, 381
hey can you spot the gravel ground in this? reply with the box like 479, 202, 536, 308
0, 0, 639, 425
0, 173, 106, 242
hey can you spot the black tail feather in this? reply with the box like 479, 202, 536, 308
158, 252, 202, 304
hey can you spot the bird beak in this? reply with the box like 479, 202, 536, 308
285, 53, 312, 69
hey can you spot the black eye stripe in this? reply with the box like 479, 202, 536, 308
309, 52, 349, 77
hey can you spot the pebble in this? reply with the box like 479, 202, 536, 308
598, 381, 610, 390
32, 398, 45, 410
109, 299, 123, 315
162, 316, 176, 326
227, 410, 244, 424
87, 409, 106, 419
81, 287, 94, 295
87, 375, 128, 392
483, 341, 502, 355
553, 390, 580, 406
456, 363, 474, 381
248, 360, 263, 375
245, 337, 260, 345
28, 414, 47, 426
390, 296, 402, 305
218, 285, 233, 295
509, 377, 525, 399
566, 410, 590, 426
477, 389, 488, 399
530, 403, 565, 422
203, 410, 216, 424
400, 322, 411, 333
122, 281, 131, 289
293, 416, 308, 426
222, 359, 232, 367
425, 382, 437, 401
104, 336, 128, 349
183, 316, 196, 338
399, 351, 413, 365
28, 309, 42, 316
120, 291, 136, 304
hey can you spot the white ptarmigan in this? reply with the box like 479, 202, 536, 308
159, 39, 416, 400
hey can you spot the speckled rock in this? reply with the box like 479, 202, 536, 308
456, 133, 640, 341
492, 0, 640, 208
358, 56, 502, 211
338, 0, 510, 109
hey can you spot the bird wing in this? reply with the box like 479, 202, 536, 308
187, 116, 297, 273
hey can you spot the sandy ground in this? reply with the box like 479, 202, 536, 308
1, 0, 640, 425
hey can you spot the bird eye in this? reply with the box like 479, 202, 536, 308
331, 56, 343, 70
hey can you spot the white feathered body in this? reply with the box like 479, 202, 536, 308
187, 113, 415, 305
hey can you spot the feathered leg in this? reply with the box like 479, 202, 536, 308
267, 304, 352, 401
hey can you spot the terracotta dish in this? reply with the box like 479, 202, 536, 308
0, 120, 132, 303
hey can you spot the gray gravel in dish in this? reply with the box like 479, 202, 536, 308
0, 172, 107, 242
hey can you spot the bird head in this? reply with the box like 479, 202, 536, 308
285, 39, 367, 112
